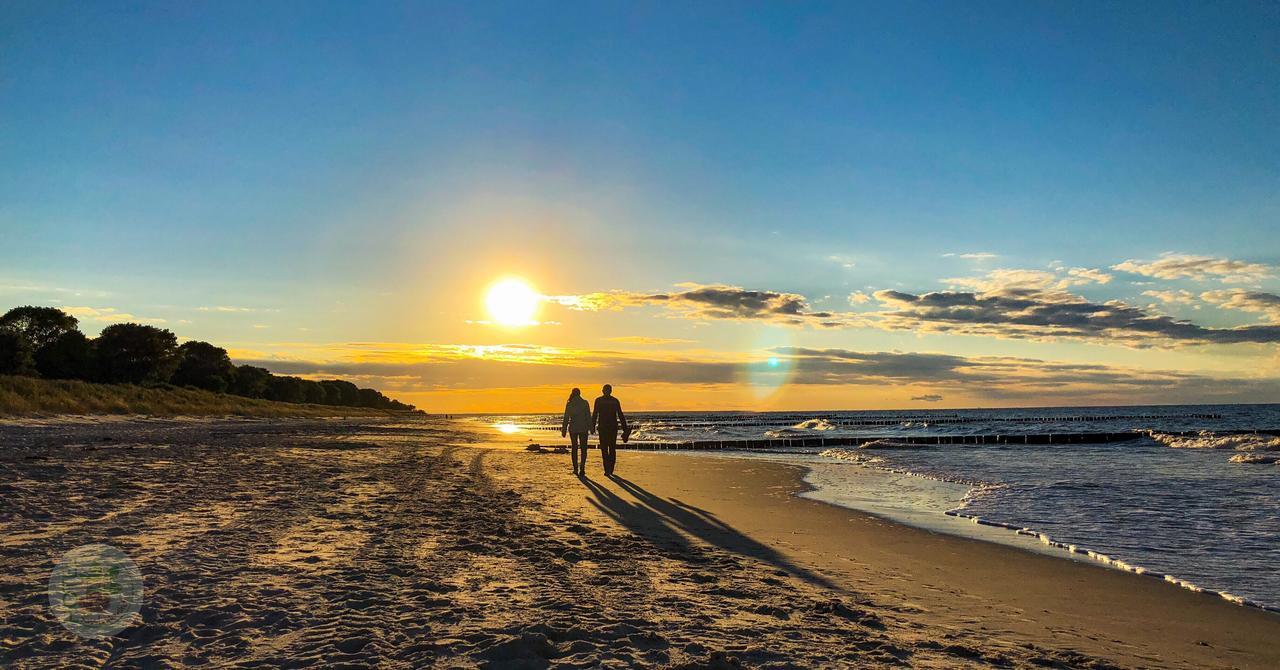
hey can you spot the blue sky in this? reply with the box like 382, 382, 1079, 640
3, 2, 1278, 410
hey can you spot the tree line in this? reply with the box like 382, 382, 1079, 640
0, 306, 417, 411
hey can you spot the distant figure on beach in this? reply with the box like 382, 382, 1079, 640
561, 387, 591, 475
591, 384, 628, 477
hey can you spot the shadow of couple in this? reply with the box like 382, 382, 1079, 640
578, 473, 837, 590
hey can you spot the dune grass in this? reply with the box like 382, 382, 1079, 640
0, 375, 392, 418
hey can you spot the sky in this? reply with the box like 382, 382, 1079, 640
2, 1, 1278, 412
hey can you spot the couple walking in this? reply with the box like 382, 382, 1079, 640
561, 384, 628, 476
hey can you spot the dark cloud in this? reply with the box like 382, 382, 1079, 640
1201, 289, 1280, 322
1113, 254, 1273, 283
871, 288, 1280, 346
911, 394, 944, 402
235, 345, 1280, 404
558, 275, 1280, 346
560, 284, 850, 326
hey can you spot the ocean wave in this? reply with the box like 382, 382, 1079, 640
1148, 430, 1280, 451
857, 439, 929, 450
764, 418, 837, 437
1228, 453, 1280, 464
1149, 430, 1280, 466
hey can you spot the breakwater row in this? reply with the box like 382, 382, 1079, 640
613, 428, 1274, 451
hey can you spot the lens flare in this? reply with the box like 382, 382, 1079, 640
739, 328, 796, 402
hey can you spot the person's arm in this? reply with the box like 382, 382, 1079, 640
590, 400, 599, 434
562, 403, 570, 437
617, 400, 627, 432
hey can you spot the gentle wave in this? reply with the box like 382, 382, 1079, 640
817, 446, 1280, 613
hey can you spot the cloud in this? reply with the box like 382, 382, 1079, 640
943, 252, 998, 260
1112, 253, 1273, 283
910, 394, 944, 402
554, 283, 853, 327
604, 336, 696, 345
231, 341, 1280, 404
197, 305, 277, 313
826, 255, 857, 269
1200, 290, 1280, 323
1142, 289, 1198, 305
848, 291, 871, 305
554, 273, 1280, 346
870, 287, 1280, 346
773, 347, 1275, 397
944, 267, 1112, 292
1066, 267, 1113, 284
64, 306, 166, 325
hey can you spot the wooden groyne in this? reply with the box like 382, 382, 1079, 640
517, 412, 1224, 432
613, 428, 1277, 451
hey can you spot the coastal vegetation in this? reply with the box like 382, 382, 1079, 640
0, 375, 389, 417
0, 305, 417, 415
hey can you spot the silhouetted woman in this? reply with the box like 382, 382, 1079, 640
561, 387, 592, 475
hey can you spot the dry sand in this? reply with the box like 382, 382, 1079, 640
2, 417, 1278, 668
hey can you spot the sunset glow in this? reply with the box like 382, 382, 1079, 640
484, 278, 540, 327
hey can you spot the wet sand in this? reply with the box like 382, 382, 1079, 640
2, 417, 1278, 668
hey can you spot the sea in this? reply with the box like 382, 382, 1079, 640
465, 404, 1280, 612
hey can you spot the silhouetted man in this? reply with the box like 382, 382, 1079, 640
591, 384, 627, 476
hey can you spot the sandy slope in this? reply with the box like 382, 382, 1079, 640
1, 417, 1276, 668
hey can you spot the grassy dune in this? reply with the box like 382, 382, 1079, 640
0, 375, 391, 417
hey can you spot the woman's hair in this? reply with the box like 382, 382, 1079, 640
569, 387, 581, 399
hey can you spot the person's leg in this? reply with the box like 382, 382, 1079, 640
572, 432, 588, 474
599, 429, 617, 475
569, 432, 581, 473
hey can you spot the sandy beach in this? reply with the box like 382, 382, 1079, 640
3, 417, 1279, 669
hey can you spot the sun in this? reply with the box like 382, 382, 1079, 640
485, 277, 540, 326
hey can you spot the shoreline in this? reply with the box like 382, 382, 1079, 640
566, 447, 1280, 669
802, 447, 1280, 614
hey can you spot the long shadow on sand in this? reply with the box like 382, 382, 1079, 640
581, 474, 838, 590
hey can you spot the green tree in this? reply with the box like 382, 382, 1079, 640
0, 306, 79, 353
171, 341, 236, 392
0, 330, 36, 375
265, 375, 306, 403
34, 331, 94, 379
300, 380, 327, 404
95, 323, 179, 384
318, 381, 343, 405
357, 387, 386, 408
321, 379, 360, 406
230, 365, 272, 398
